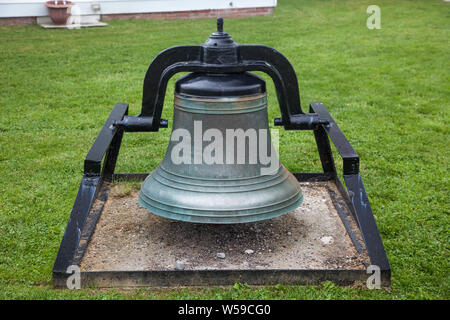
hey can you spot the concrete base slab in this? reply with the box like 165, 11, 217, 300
73, 179, 371, 287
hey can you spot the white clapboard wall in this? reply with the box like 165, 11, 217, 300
0, 0, 277, 18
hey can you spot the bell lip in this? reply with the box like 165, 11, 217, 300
139, 186, 302, 212
145, 166, 298, 196
138, 192, 303, 224
138, 165, 303, 223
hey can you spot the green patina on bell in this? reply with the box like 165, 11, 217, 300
138, 71, 302, 223
138, 22, 303, 224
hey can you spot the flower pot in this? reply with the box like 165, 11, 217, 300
45, 1, 74, 25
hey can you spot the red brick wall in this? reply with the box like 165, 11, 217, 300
101, 7, 273, 21
0, 17, 36, 25
102, 7, 273, 21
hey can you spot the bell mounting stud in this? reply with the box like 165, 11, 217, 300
217, 17, 223, 32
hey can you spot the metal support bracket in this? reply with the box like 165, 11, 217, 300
53, 103, 128, 277
310, 102, 390, 276
53, 100, 390, 287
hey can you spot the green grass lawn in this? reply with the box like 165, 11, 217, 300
0, 0, 449, 299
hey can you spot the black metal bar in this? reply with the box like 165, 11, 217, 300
52, 175, 101, 275
311, 116, 337, 176
325, 185, 365, 254
84, 103, 128, 176
53, 102, 128, 280
101, 125, 125, 181
310, 102, 359, 175
72, 185, 110, 266
126, 22, 329, 132
274, 113, 329, 130
292, 172, 335, 181
344, 174, 390, 272
238, 45, 305, 125
308, 102, 389, 278
113, 116, 168, 132
138, 58, 321, 131
71, 269, 370, 289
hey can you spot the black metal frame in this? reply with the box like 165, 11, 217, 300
113, 19, 327, 132
52, 100, 390, 288
53, 19, 390, 287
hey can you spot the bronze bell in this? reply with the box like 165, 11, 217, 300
115, 18, 326, 223
138, 70, 303, 223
